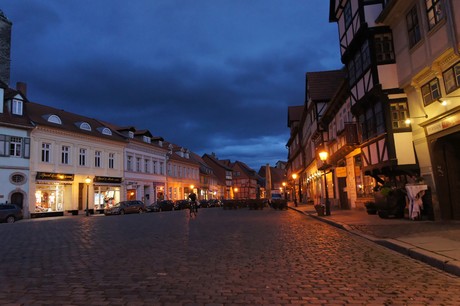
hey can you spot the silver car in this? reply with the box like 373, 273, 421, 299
0, 204, 23, 223
104, 200, 146, 215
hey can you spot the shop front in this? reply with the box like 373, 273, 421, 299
93, 176, 122, 210
422, 107, 460, 220
33, 172, 74, 217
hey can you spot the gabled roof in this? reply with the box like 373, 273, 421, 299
26, 102, 126, 142
202, 153, 233, 171
306, 70, 345, 102
233, 160, 260, 179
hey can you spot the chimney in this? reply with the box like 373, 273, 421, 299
16, 82, 27, 97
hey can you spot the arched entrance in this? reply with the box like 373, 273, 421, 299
432, 132, 460, 220
10, 192, 24, 209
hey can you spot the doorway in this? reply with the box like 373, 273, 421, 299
432, 132, 460, 220
11, 192, 24, 209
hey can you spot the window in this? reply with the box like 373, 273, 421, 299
95, 151, 101, 168
10, 173, 26, 185
127, 156, 133, 171
12, 99, 23, 115
421, 78, 441, 106
375, 32, 395, 63
344, 1, 352, 28
61, 146, 70, 164
443, 62, 460, 94
9, 137, 22, 157
426, 0, 444, 30
406, 6, 421, 48
46, 114, 62, 124
108, 153, 114, 169
144, 159, 150, 173
41, 143, 51, 163
160, 162, 164, 175
347, 41, 371, 86
153, 160, 157, 174
359, 102, 385, 141
361, 41, 370, 70
79, 122, 91, 131
390, 102, 409, 129
79, 148, 87, 166
136, 157, 141, 172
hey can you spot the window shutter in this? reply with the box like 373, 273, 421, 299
23, 138, 31, 159
0, 135, 11, 156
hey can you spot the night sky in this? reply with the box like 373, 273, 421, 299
2, 1, 342, 170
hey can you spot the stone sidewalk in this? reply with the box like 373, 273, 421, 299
289, 203, 460, 277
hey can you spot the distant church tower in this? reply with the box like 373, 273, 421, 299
0, 10, 12, 85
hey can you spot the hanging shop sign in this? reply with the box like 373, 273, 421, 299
36, 172, 74, 181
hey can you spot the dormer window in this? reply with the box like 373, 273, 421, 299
12, 99, 23, 115
128, 131, 134, 138
77, 122, 92, 131
44, 114, 62, 125
97, 127, 112, 136
143, 136, 151, 143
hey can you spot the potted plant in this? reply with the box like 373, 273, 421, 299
373, 183, 406, 219
364, 201, 377, 215
314, 203, 325, 216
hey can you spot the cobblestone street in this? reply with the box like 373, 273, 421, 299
1, 209, 460, 305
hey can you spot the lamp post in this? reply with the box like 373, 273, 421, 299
85, 176, 91, 216
282, 182, 287, 200
319, 151, 331, 216
234, 187, 238, 199
292, 173, 298, 206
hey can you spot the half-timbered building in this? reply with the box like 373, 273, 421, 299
377, 0, 460, 220
330, 0, 419, 192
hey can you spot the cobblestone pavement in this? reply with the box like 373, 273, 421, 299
1, 208, 460, 305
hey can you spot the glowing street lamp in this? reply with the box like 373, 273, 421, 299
319, 150, 331, 216
282, 182, 287, 199
85, 176, 91, 216
292, 173, 298, 206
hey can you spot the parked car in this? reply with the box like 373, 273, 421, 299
0, 203, 23, 223
174, 200, 190, 210
198, 200, 209, 208
146, 200, 175, 212
207, 199, 222, 208
104, 200, 146, 215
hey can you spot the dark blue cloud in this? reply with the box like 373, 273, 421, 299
2, 0, 342, 169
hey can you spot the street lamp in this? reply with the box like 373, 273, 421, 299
319, 151, 331, 216
85, 176, 91, 216
234, 187, 238, 199
291, 173, 298, 206
282, 182, 287, 199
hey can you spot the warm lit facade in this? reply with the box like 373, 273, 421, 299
377, 0, 460, 220
231, 160, 261, 200
202, 153, 234, 200
26, 95, 126, 217
164, 143, 200, 201
105, 125, 169, 205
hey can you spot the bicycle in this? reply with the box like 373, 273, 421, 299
189, 200, 198, 217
